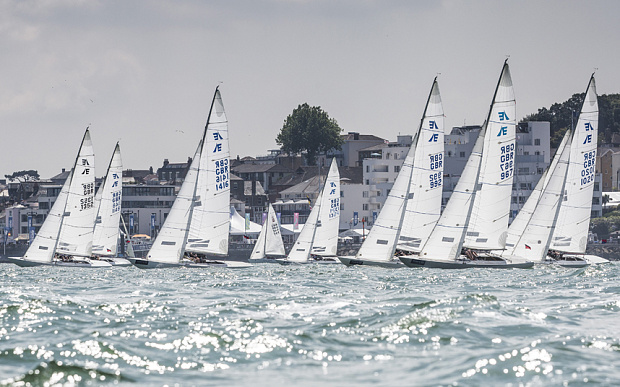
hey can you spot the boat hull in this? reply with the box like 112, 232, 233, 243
400, 256, 534, 269
277, 257, 340, 265
99, 257, 132, 266
185, 260, 252, 269
544, 256, 589, 268
7, 256, 112, 268
338, 256, 404, 268
128, 258, 185, 269
584, 254, 610, 264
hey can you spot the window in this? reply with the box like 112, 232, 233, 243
340, 203, 344, 210
365, 179, 369, 185
340, 191, 344, 197
460, 152, 466, 158
376, 190, 382, 197
386, 153, 391, 160
523, 151, 529, 156
534, 138, 541, 146
512, 196, 518, 203
363, 191, 369, 198
593, 197, 600, 205
519, 196, 526, 204
448, 151, 452, 157
394, 166, 400, 173
535, 151, 540, 156
518, 167, 530, 174
366, 165, 369, 173
363, 204, 369, 211
594, 182, 600, 191
537, 168, 544, 174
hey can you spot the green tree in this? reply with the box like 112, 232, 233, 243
276, 103, 344, 165
4, 170, 39, 182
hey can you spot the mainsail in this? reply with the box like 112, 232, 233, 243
549, 76, 598, 254
186, 88, 231, 256
463, 61, 516, 251
92, 143, 123, 256
398, 78, 445, 253
249, 203, 286, 260
57, 129, 97, 258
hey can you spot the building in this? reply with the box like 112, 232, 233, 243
327, 132, 386, 167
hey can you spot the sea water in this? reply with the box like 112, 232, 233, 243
0, 263, 619, 386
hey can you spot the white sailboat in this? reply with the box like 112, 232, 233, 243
9, 129, 111, 268
498, 129, 571, 263
248, 203, 286, 263
91, 143, 130, 266
131, 87, 251, 269
278, 158, 340, 264
401, 61, 533, 269
338, 78, 444, 268
547, 75, 608, 266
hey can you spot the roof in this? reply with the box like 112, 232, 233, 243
273, 165, 362, 187
232, 163, 292, 174
341, 133, 386, 142
358, 143, 388, 152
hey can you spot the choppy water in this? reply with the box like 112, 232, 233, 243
1, 263, 619, 386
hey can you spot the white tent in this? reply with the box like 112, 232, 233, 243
229, 206, 262, 235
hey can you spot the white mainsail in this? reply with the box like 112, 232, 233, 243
463, 61, 516, 251
249, 203, 285, 260
398, 78, 445, 252
146, 144, 201, 264
57, 129, 96, 258
504, 131, 571, 262
22, 172, 72, 263
311, 158, 341, 256
92, 143, 123, 256
418, 124, 486, 261
550, 76, 598, 254
186, 88, 230, 256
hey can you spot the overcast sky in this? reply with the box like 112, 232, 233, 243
2, 0, 619, 179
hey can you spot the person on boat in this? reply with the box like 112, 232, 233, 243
462, 248, 478, 260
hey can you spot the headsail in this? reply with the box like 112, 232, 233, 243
146, 144, 201, 264
22, 172, 72, 263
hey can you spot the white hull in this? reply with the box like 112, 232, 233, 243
584, 254, 610, 264
248, 256, 285, 264
8, 256, 112, 268
400, 255, 533, 269
99, 257, 132, 267
129, 258, 185, 269
544, 255, 589, 268
277, 257, 340, 265
338, 256, 404, 268
185, 260, 252, 269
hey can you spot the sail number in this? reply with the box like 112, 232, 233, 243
112, 191, 121, 213
581, 150, 596, 186
80, 183, 95, 211
500, 143, 515, 180
214, 158, 229, 191
329, 198, 340, 219
429, 172, 442, 189
429, 153, 443, 170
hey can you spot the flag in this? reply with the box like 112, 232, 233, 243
107, 249, 111, 252
525, 244, 531, 250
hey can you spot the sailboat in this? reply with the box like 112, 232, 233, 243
248, 203, 286, 263
401, 61, 533, 269
8, 129, 111, 268
91, 143, 130, 266
338, 78, 444, 268
547, 75, 608, 267
277, 158, 340, 264
497, 129, 571, 264
130, 87, 251, 269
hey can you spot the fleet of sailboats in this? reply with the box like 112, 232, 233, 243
5, 68, 612, 271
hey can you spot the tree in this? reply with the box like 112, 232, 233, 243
4, 170, 40, 182
276, 103, 344, 165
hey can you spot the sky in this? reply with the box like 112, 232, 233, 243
2, 0, 620, 180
